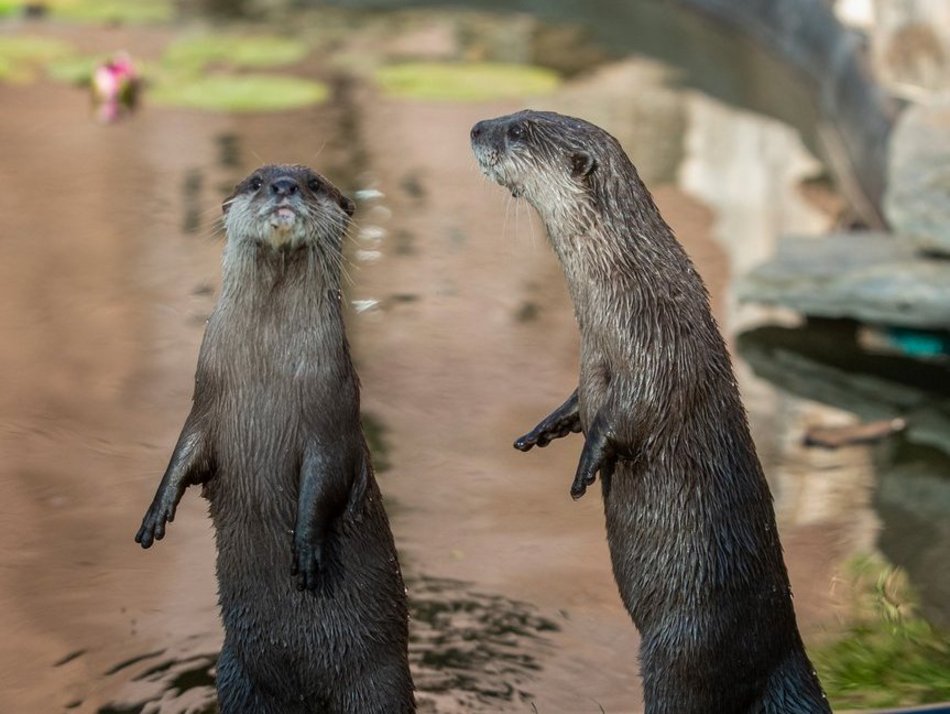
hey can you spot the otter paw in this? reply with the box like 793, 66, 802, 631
292, 540, 325, 592
135, 499, 175, 549
513, 428, 548, 451
569, 471, 596, 500
514, 421, 578, 451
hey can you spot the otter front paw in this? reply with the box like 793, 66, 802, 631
291, 536, 325, 592
514, 419, 581, 451
135, 496, 177, 549
570, 457, 608, 500
570, 411, 616, 500
514, 390, 581, 451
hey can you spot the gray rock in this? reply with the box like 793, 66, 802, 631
885, 100, 950, 255
674, 0, 897, 227
737, 232, 950, 328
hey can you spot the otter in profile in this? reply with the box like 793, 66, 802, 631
135, 164, 415, 713
471, 111, 830, 713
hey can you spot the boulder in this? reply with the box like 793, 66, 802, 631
738, 232, 950, 328
885, 100, 950, 255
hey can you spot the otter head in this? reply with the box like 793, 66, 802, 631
470, 110, 614, 211
222, 164, 356, 252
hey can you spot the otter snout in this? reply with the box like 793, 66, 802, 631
469, 117, 507, 156
471, 116, 518, 192
263, 175, 303, 236
270, 176, 300, 198
469, 120, 488, 143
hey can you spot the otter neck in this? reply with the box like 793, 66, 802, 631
220, 241, 341, 305
533, 179, 706, 331
202, 240, 352, 390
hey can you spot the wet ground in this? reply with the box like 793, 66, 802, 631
1, 5, 949, 713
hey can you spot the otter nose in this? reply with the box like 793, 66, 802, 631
270, 177, 299, 197
470, 120, 487, 142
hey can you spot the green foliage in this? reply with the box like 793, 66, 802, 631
811, 555, 950, 709
0, 35, 72, 82
45, 54, 99, 85
375, 61, 560, 101
46, 0, 174, 24
148, 73, 328, 112
162, 34, 310, 73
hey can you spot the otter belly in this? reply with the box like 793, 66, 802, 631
210, 481, 409, 704
602, 455, 805, 712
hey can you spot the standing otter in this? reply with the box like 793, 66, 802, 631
135, 164, 415, 713
471, 111, 830, 713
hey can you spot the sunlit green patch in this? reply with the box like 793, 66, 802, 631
0, 1, 18, 18
46, 54, 157, 86
810, 554, 950, 709
45, 53, 100, 85
374, 62, 560, 101
45, 0, 174, 24
0, 35, 72, 83
149, 74, 329, 112
163, 35, 310, 74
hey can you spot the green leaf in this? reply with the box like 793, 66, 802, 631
375, 62, 560, 102
149, 74, 329, 112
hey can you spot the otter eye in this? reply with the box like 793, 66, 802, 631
308, 178, 321, 192
249, 176, 263, 191
507, 123, 526, 141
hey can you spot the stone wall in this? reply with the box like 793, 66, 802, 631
673, 0, 899, 228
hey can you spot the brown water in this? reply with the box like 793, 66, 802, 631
0, 9, 938, 714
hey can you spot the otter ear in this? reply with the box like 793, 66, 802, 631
340, 196, 356, 217
570, 151, 596, 179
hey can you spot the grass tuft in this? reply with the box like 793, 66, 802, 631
811, 554, 950, 709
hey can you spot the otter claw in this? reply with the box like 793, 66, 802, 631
570, 411, 615, 500
514, 422, 577, 451
135, 501, 175, 549
514, 431, 544, 451
515, 390, 581, 452
570, 468, 598, 500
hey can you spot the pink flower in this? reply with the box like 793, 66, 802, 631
92, 52, 139, 123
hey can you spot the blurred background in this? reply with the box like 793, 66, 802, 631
1, 0, 949, 711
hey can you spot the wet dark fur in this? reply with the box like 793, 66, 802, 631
135, 164, 415, 713
471, 111, 830, 714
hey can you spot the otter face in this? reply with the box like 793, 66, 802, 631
223, 164, 356, 250
470, 110, 600, 205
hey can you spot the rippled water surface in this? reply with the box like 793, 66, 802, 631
2, 4, 948, 712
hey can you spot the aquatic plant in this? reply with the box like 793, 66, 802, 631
0, 35, 71, 83
375, 62, 560, 101
45, 0, 173, 24
162, 34, 310, 73
148, 74, 328, 112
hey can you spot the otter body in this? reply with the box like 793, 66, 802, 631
472, 111, 829, 713
135, 165, 415, 713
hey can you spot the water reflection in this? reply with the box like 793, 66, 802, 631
739, 321, 950, 626
70, 577, 558, 714
738, 321, 950, 454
